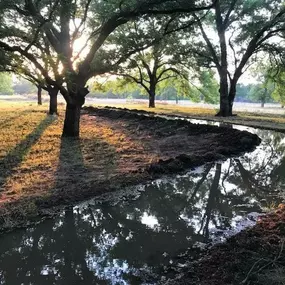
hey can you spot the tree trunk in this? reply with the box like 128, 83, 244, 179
149, 92, 155, 108
61, 84, 89, 137
62, 103, 81, 137
261, 89, 267, 108
228, 80, 237, 115
148, 82, 156, 108
37, 86, 42, 106
48, 88, 58, 115
215, 1, 231, 117
216, 76, 230, 116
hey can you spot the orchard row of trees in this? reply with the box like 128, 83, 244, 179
1, 71, 282, 107
89, 73, 285, 107
1, 0, 285, 137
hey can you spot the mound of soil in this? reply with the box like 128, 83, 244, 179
83, 106, 261, 175
98, 105, 285, 133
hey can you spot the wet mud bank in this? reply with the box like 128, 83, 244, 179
0, 107, 260, 233
163, 205, 285, 285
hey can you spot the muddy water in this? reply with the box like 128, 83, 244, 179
0, 124, 284, 285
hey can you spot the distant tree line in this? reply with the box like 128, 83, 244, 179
0, 73, 37, 95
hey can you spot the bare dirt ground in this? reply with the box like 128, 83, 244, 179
0, 105, 260, 233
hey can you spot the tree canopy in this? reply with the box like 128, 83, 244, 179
0, 0, 214, 136
1, 0, 285, 136
182, 0, 285, 115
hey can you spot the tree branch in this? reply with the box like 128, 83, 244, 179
223, 0, 238, 28
157, 67, 180, 82
194, 14, 221, 70
71, 0, 92, 42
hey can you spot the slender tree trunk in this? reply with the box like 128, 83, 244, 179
48, 87, 59, 115
37, 86, 42, 106
215, 1, 231, 117
261, 88, 267, 108
62, 103, 81, 137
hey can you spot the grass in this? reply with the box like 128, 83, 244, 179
0, 103, 123, 227
90, 101, 285, 126
0, 98, 283, 230
0, 102, 162, 229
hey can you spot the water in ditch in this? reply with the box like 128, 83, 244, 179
0, 123, 284, 285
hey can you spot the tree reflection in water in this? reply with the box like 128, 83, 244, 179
0, 128, 284, 284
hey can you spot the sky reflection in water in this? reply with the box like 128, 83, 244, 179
0, 123, 285, 284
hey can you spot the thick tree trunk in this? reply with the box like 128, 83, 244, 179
149, 92, 155, 108
261, 101, 265, 108
62, 103, 81, 137
62, 86, 88, 137
37, 86, 42, 105
48, 88, 58, 115
216, 75, 230, 117
148, 83, 156, 108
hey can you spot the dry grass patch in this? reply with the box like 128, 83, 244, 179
91, 102, 217, 116
0, 105, 159, 228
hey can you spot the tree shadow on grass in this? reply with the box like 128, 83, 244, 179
55, 137, 86, 193
54, 134, 119, 204
0, 116, 54, 191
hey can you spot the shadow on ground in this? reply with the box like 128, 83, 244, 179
0, 115, 54, 192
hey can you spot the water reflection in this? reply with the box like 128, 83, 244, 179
0, 128, 284, 284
